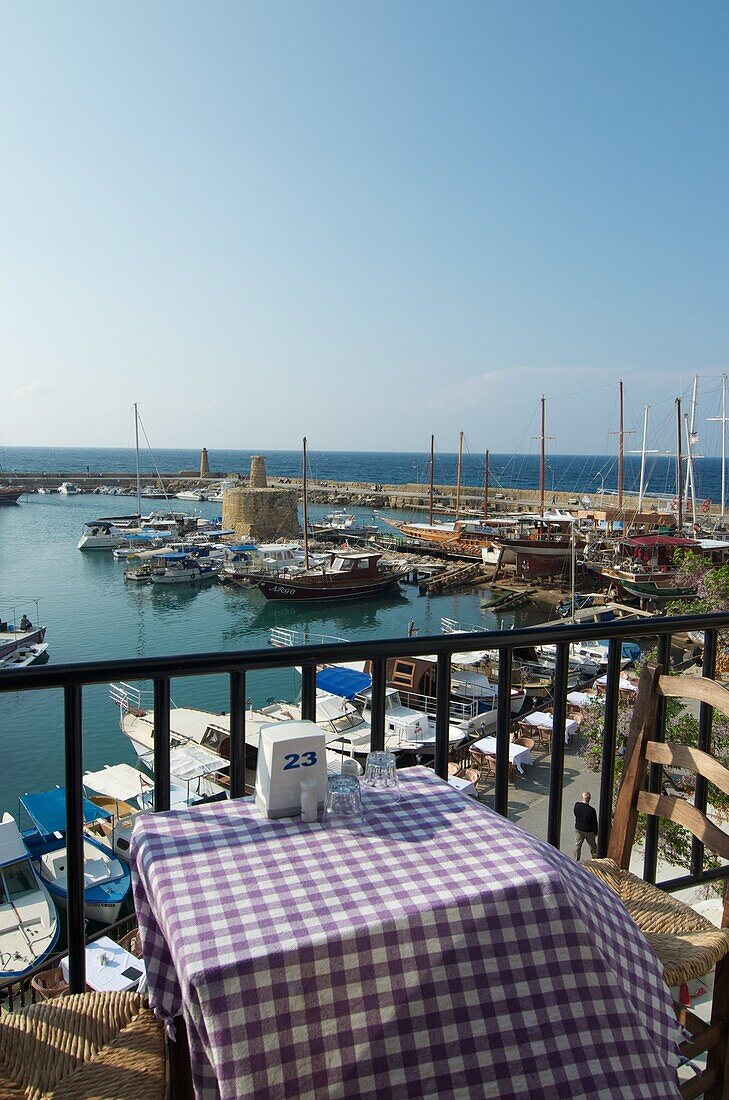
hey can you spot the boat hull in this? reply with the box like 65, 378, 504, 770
254, 573, 406, 602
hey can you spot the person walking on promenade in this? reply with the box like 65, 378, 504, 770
573, 791, 598, 861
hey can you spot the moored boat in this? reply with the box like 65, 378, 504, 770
19, 788, 131, 925
252, 550, 409, 602
0, 813, 59, 981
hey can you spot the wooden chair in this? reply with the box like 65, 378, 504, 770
584, 663, 729, 1100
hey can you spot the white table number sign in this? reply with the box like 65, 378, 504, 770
255, 721, 328, 818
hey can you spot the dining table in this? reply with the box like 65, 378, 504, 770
470, 734, 532, 773
60, 935, 146, 993
520, 709, 580, 743
131, 767, 681, 1099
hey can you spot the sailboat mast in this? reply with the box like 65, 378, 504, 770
638, 405, 649, 512
539, 396, 545, 517
302, 437, 310, 569
455, 431, 463, 522
428, 435, 434, 527
684, 414, 697, 526
617, 379, 624, 510
723, 375, 727, 523
675, 398, 683, 532
483, 450, 489, 519
134, 402, 141, 520
708, 374, 728, 523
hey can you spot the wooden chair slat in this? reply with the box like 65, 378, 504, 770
658, 674, 729, 720
637, 791, 729, 861
646, 741, 729, 798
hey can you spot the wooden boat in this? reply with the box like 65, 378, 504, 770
252, 550, 409, 602
0, 813, 58, 980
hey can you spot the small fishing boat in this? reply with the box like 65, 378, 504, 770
82, 763, 194, 861
148, 551, 222, 584
0, 642, 49, 670
58, 482, 81, 495
19, 788, 131, 925
0, 813, 59, 981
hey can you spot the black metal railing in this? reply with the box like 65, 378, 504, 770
2, 609, 729, 996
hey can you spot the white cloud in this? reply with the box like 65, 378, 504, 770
11, 382, 50, 400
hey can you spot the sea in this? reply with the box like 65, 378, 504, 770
0, 444, 723, 817
2, 445, 727, 502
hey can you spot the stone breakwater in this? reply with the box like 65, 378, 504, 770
2, 470, 706, 517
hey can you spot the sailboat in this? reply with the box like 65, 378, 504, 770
250, 439, 410, 602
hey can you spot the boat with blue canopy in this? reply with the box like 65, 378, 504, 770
19, 787, 131, 926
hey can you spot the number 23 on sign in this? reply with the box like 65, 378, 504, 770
283, 751, 318, 771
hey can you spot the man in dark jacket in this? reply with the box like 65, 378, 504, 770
573, 791, 598, 861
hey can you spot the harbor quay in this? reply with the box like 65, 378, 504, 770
1, 468, 712, 520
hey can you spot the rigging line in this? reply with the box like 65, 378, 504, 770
137, 415, 171, 499
544, 379, 616, 402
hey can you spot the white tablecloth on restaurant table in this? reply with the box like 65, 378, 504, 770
132, 767, 681, 1100
567, 690, 598, 708
471, 736, 532, 774
595, 675, 638, 692
447, 773, 477, 797
521, 711, 579, 743
61, 935, 145, 992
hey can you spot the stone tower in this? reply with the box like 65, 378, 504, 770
223, 454, 298, 542
200, 447, 210, 479
249, 455, 268, 489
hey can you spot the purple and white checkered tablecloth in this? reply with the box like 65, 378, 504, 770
131, 767, 681, 1099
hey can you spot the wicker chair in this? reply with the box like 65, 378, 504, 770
584, 663, 729, 1100
513, 735, 536, 752
29, 966, 69, 1001
0, 990, 166, 1099
469, 748, 496, 796
118, 927, 144, 959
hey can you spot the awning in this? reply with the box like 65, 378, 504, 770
20, 787, 110, 835
83, 764, 153, 802
316, 666, 372, 700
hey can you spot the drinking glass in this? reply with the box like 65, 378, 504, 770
362, 751, 400, 805
322, 774, 364, 828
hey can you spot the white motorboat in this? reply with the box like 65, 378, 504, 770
58, 482, 81, 495
77, 520, 130, 551
0, 813, 59, 981
176, 488, 208, 501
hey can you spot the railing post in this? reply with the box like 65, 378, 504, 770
64, 683, 85, 993
301, 665, 316, 722
434, 653, 451, 779
598, 639, 622, 856
370, 658, 387, 752
153, 678, 171, 813
229, 670, 246, 799
547, 642, 569, 849
643, 633, 671, 884
691, 629, 718, 878
494, 648, 512, 818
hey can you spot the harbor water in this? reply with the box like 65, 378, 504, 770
0, 492, 543, 814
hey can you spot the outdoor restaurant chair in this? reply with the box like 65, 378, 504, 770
469, 747, 496, 795
584, 663, 729, 1100
0, 990, 166, 1099
514, 734, 536, 752
29, 966, 68, 1001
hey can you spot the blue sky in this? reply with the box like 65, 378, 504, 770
1, 2, 728, 455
